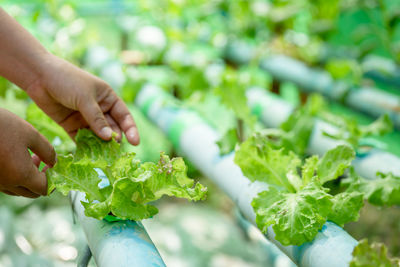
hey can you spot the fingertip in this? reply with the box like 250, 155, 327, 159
28, 131, 56, 167
79, 98, 113, 141
99, 126, 113, 140
49, 147, 57, 167
105, 114, 122, 142
126, 127, 140, 146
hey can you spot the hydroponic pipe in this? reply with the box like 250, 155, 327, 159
260, 55, 400, 130
246, 87, 400, 179
135, 84, 358, 267
70, 191, 165, 267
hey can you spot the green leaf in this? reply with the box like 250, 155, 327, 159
304, 94, 326, 115
82, 198, 111, 220
279, 94, 325, 155
174, 66, 210, 100
321, 113, 393, 149
75, 128, 120, 164
279, 111, 315, 155
216, 128, 238, 155
236, 135, 360, 245
328, 191, 364, 227
252, 181, 333, 246
350, 239, 400, 267
135, 153, 207, 201
110, 178, 159, 221
107, 153, 140, 181
234, 133, 301, 192
47, 129, 207, 221
251, 186, 284, 233
46, 156, 104, 201
302, 155, 319, 185
360, 114, 393, 136
106, 155, 207, 221
347, 172, 400, 206
214, 68, 257, 129
317, 145, 355, 184
325, 59, 361, 84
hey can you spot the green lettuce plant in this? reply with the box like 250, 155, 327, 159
235, 134, 364, 246
350, 239, 400, 267
47, 129, 207, 221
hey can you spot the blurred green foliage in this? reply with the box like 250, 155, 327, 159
0, 0, 400, 264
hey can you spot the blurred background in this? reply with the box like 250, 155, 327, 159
0, 0, 399, 266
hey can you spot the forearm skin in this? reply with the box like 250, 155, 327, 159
0, 8, 50, 90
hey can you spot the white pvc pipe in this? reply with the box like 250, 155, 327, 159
70, 191, 165, 267
260, 55, 400, 129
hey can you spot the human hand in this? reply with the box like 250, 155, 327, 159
25, 54, 140, 145
0, 108, 56, 197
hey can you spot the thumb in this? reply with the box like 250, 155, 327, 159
79, 98, 112, 140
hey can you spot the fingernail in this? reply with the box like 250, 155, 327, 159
100, 127, 113, 139
127, 128, 135, 141
52, 153, 57, 167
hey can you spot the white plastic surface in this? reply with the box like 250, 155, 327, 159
71, 192, 165, 267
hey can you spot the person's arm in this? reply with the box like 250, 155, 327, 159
0, 8, 139, 145
0, 8, 49, 90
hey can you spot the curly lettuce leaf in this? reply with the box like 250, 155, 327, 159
47, 129, 207, 221
46, 156, 104, 201
252, 182, 333, 246
236, 134, 362, 245
133, 154, 207, 201
251, 94, 325, 156
347, 171, 400, 206
235, 135, 354, 192
360, 114, 393, 136
301, 155, 319, 185
322, 113, 393, 149
350, 239, 400, 267
317, 145, 355, 184
85, 154, 208, 221
234, 132, 301, 192
109, 178, 158, 221
328, 191, 364, 227
82, 198, 112, 220
74, 129, 120, 164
